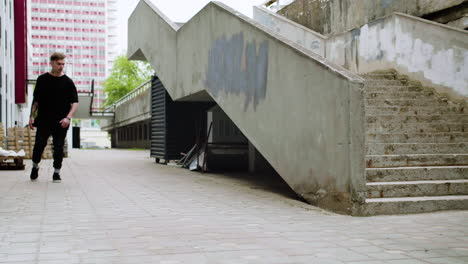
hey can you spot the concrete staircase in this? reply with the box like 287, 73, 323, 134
128, 0, 468, 215
357, 71, 468, 215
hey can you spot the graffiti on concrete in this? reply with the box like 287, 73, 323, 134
380, 0, 394, 9
206, 32, 269, 111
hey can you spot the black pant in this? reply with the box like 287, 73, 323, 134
32, 123, 68, 169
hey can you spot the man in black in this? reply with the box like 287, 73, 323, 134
29, 52, 79, 182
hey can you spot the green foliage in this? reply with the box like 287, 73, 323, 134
103, 55, 153, 106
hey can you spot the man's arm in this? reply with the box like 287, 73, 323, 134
66, 102, 79, 119
30, 75, 43, 129
59, 102, 79, 128
29, 102, 39, 129
60, 78, 79, 128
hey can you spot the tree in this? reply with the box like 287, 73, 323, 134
103, 55, 153, 106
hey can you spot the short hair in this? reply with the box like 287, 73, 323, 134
50, 52, 66, 61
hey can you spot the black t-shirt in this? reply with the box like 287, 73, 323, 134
33, 73, 79, 126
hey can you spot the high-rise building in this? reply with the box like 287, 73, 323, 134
28, 0, 118, 111
1, 0, 28, 130
106, 0, 118, 76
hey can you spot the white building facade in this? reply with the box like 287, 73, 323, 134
0, 0, 22, 130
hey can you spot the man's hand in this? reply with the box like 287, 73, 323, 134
59, 118, 71, 128
29, 117, 35, 130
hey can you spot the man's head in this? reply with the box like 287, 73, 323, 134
50, 52, 66, 74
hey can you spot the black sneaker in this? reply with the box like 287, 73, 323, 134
52, 173, 61, 183
30, 167, 39, 181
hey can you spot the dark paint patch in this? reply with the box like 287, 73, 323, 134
310, 40, 320, 51
380, 0, 394, 9
206, 32, 269, 111
367, 17, 385, 28
350, 27, 361, 39
350, 28, 361, 70
376, 50, 385, 60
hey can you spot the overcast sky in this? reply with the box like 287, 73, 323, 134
115, 0, 266, 54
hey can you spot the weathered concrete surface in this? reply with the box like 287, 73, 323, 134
128, 0, 367, 214
359, 72, 468, 214
74, 93, 111, 120
128, 0, 178, 95
74, 93, 114, 120
254, 7, 468, 101
102, 88, 151, 132
2, 149, 468, 263
114, 88, 151, 129
278, 0, 467, 35
327, 13, 468, 100
446, 14, 468, 29
74, 94, 92, 119
253, 6, 326, 56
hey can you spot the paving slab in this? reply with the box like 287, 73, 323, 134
0, 149, 466, 264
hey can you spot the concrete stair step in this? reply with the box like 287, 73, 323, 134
366, 80, 407, 86
366, 166, 468, 182
365, 92, 435, 100
366, 179, 468, 198
366, 132, 468, 143
366, 115, 468, 124
366, 85, 424, 93
366, 98, 451, 107
362, 73, 396, 80
366, 154, 468, 168
367, 123, 467, 134
355, 195, 468, 215
366, 142, 468, 155
366, 106, 466, 115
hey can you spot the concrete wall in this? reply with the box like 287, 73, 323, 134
128, 0, 366, 213
113, 88, 151, 128
278, 0, 467, 35
446, 15, 468, 29
128, 0, 179, 94
327, 13, 468, 100
254, 7, 468, 101
253, 6, 326, 56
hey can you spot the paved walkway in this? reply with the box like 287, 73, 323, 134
0, 149, 467, 264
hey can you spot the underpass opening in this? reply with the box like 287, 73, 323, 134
150, 75, 300, 201
109, 120, 151, 149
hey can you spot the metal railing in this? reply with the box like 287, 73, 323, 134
104, 79, 151, 113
